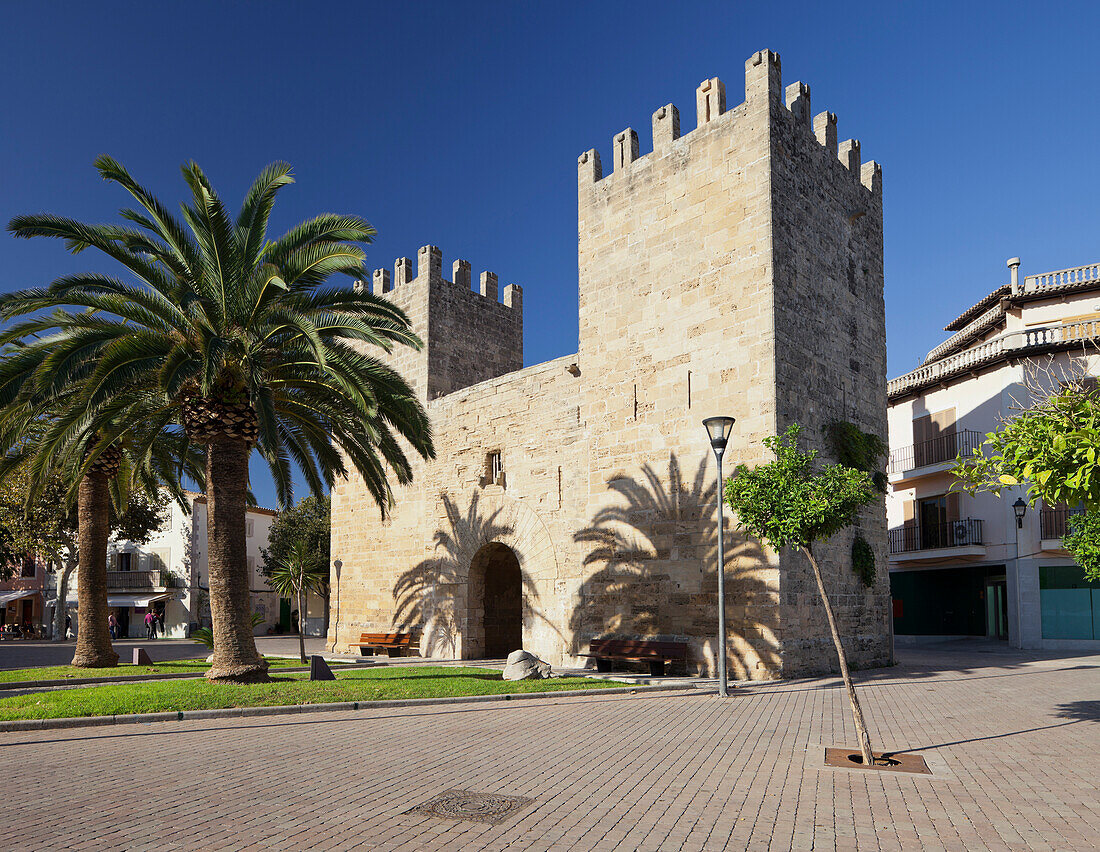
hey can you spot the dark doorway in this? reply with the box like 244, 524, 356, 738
467, 542, 522, 659
890, 565, 1006, 636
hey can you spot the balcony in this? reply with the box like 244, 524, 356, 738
888, 430, 982, 483
1040, 507, 1084, 549
106, 570, 164, 590
889, 518, 985, 562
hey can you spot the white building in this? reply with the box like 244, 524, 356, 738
886, 257, 1100, 651
66, 492, 326, 639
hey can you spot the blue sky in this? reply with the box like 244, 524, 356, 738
1, 1, 1097, 509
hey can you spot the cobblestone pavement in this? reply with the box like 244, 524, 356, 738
1, 643, 1097, 851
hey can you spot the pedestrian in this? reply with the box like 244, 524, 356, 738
108, 613, 118, 640
157, 609, 166, 637
64, 612, 72, 640
144, 609, 156, 640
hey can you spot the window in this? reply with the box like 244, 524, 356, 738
117, 552, 132, 572
20, 553, 35, 578
246, 519, 255, 537
486, 451, 503, 485
1040, 566, 1100, 640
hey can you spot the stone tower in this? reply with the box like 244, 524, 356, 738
328, 49, 891, 679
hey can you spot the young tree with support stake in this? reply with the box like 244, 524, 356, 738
724, 424, 881, 767
267, 540, 328, 664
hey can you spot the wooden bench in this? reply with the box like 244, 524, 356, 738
579, 638, 689, 676
358, 632, 420, 657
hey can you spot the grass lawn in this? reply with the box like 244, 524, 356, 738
0, 666, 620, 720
0, 656, 323, 684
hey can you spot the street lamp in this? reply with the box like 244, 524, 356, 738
1013, 498, 1027, 529
703, 415, 735, 698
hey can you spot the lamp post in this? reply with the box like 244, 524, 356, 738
1012, 498, 1027, 648
703, 416, 736, 697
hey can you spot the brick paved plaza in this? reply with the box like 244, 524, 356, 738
1, 642, 1096, 851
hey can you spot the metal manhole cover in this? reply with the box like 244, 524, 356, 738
406, 789, 534, 824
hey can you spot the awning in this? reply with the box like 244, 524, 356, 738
66, 593, 171, 608
107, 593, 170, 608
0, 590, 35, 606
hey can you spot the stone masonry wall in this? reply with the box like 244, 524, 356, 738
329, 49, 892, 680
766, 58, 892, 676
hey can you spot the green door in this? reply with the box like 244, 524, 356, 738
279, 598, 292, 631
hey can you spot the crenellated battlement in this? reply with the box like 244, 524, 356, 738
367, 244, 521, 309
578, 48, 880, 194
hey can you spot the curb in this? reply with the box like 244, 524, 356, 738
0, 682, 698, 732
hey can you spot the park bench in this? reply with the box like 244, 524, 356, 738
358, 632, 420, 657
580, 638, 689, 676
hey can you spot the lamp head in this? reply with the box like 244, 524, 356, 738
702, 416, 736, 454
1013, 498, 1027, 529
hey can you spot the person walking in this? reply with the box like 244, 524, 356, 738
144, 609, 156, 640
108, 613, 118, 640
156, 609, 166, 637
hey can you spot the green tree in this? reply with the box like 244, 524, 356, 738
267, 540, 328, 663
0, 397, 197, 665
261, 494, 330, 632
1, 158, 434, 682
0, 463, 168, 642
724, 424, 880, 767
954, 384, 1100, 580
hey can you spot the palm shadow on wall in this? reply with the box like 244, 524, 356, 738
570, 453, 780, 679
391, 492, 560, 658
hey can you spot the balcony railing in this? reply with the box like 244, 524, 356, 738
1022, 262, 1100, 290
888, 313, 1100, 398
888, 430, 983, 474
1040, 507, 1085, 540
888, 518, 983, 555
106, 570, 161, 590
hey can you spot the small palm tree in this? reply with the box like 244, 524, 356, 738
267, 540, 328, 664
1, 157, 433, 682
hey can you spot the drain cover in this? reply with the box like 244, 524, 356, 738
406, 789, 534, 824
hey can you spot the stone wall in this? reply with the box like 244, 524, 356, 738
329, 49, 892, 679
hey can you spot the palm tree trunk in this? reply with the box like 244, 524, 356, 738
205, 436, 268, 682
297, 584, 306, 664
801, 544, 875, 767
71, 472, 119, 668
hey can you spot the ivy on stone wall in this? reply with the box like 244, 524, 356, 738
851, 534, 875, 587
826, 420, 888, 492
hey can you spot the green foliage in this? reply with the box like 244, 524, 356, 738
267, 539, 328, 599
261, 494, 329, 579
851, 535, 875, 587
0, 157, 434, 513
826, 420, 888, 492
1064, 511, 1100, 582
190, 613, 265, 650
0, 667, 620, 721
724, 424, 879, 551
954, 386, 1100, 509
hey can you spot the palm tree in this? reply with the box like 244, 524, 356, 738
1, 157, 434, 682
267, 539, 328, 664
0, 389, 201, 668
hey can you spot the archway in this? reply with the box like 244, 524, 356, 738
466, 542, 522, 659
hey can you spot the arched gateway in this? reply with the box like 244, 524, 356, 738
466, 542, 522, 658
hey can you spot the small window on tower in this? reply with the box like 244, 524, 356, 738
486, 451, 504, 486
246, 519, 255, 538
20, 554, 35, 578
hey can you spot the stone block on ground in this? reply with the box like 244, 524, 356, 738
503, 650, 551, 680
133, 648, 153, 666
